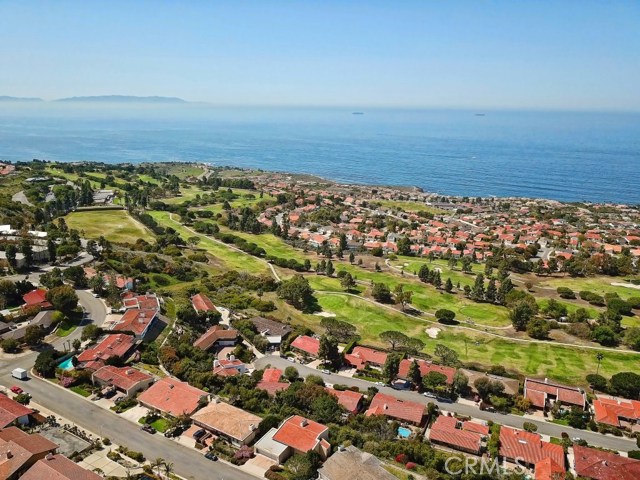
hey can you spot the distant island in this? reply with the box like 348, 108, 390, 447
55, 95, 188, 104
0, 96, 43, 102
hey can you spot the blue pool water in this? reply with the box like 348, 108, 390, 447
58, 357, 74, 371
398, 427, 412, 438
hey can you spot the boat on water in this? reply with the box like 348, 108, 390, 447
352, 112, 364, 115
475, 113, 485, 116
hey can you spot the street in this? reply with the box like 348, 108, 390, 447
254, 356, 637, 453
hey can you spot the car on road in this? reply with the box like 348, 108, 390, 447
423, 391, 436, 398
92, 293, 99, 298
10, 386, 24, 394
141, 424, 156, 434
321, 369, 331, 375
375, 381, 385, 387
572, 437, 582, 442
204, 452, 218, 461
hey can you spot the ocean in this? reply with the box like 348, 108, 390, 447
0, 103, 638, 204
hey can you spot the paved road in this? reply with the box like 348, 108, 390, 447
255, 356, 637, 453
11, 190, 33, 206
0, 292, 256, 480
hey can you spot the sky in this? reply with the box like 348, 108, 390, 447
0, 1, 639, 110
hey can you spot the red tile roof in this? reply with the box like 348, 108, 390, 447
112, 308, 156, 336
92, 366, 152, 392
21, 454, 102, 480
262, 368, 283, 383
272, 415, 328, 453
138, 377, 208, 417
347, 347, 388, 367
191, 293, 217, 313
428, 416, 483, 454
593, 397, 640, 427
461, 421, 490, 435
0, 395, 34, 428
121, 292, 160, 311
398, 359, 456, 384
76, 334, 135, 366
573, 444, 640, 480
22, 288, 52, 309
499, 426, 565, 468
525, 378, 586, 409
290, 335, 320, 356
0, 426, 57, 455
366, 392, 425, 424
535, 457, 565, 480
325, 388, 363, 414
257, 381, 289, 397
193, 325, 238, 351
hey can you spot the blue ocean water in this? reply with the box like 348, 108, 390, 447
0, 104, 638, 204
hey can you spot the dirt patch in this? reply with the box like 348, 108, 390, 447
611, 282, 640, 290
314, 311, 336, 317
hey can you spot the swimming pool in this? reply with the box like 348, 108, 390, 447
398, 427, 412, 438
58, 357, 74, 371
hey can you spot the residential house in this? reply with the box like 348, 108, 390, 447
592, 397, 640, 429
138, 377, 209, 417
191, 400, 262, 446
0, 311, 56, 342
249, 316, 292, 349
75, 334, 136, 371
398, 359, 456, 385
21, 453, 102, 480
573, 444, 640, 480
344, 346, 387, 371
257, 368, 289, 396
535, 457, 566, 480
365, 393, 425, 426
0, 427, 58, 480
255, 415, 330, 464
121, 292, 160, 311
21, 288, 52, 311
193, 325, 239, 352
290, 335, 320, 358
428, 415, 487, 455
111, 308, 157, 340
0, 395, 34, 428
212, 357, 247, 377
460, 369, 520, 397
325, 388, 364, 414
91, 366, 154, 399
499, 426, 565, 471
317, 445, 396, 480
191, 293, 218, 314
524, 378, 586, 411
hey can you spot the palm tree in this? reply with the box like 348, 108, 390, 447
596, 352, 604, 376
163, 461, 174, 477
153, 457, 165, 475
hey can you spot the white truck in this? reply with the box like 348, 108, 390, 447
11, 368, 28, 380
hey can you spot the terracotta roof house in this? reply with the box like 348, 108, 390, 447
21, 288, 52, 310
593, 397, 640, 428
344, 347, 387, 370
0, 427, 58, 480
365, 393, 425, 425
138, 377, 209, 417
255, 415, 330, 464
193, 325, 239, 352
191, 293, 218, 314
75, 334, 136, 371
249, 317, 292, 348
318, 445, 396, 480
524, 378, 586, 411
428, 415, 485, 455
121, 292, 160, 311
91, 366, 154, 399
325, 388, 364, 414
573, 444, 640, 480
191, 400, 262, 446
111, 308, 157, 339
535, 457, 566, 480
398, 359, 456, 385
0, 395, 34, 428
21, 453, 102, 480
257, 368, 288, 396
290, 335, 320, 357
499, 426, 565, 470
212, 357, 247, 377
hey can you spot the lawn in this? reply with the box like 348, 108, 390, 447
539, 276, 640, 301
148, 211, 268, 274
65, 210, 152, 244
70, 385, 92, 397
217, 226, 307, 262
55, 315, 82, 337
138, 416, 169, 432
390, 256, 485, 287
165, 163, 204, 179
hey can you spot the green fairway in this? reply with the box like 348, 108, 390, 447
539, 276, 640, 301
65, 210, 152, 244
148, 211, 268, 274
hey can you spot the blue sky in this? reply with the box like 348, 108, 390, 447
1, 1, 639, 110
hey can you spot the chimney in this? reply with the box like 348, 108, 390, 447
213, 360, 220, 368
300, 419, 308, 427
229, 355, 235, 361
127, 369, 134, 375
46, 453, 54, 460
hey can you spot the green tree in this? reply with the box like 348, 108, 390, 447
485, 278, 497, 302
434, 344, 459, 367
394, 284, 412, 311
453, 370, 469, 395
444, 278, 454, 293
46, 285, 79, 314
592, 325, 618, 347
397, 237, 411, 256
320, 318, 358, 343
380, 330, 409, 351
407, 360, 422, 387
348, 252, 355, 264
89, 274, 106, 294
624, 327, 640, 351
0, 338, 20, 353
435, 309, 456, 324
418, 264, 430, 283
318, 335, 340, 367
609, 372, 640, 399
422, 371, 448, 392
20, 239, 34, 267
72, 338, 81, 351
471, 273, 485, 301
277, 275, 314, 310
371, 282, 392, 303
24, 325, 44, 346
526, 318, 550, 339
509, 301, 535, 331
340, 272, 356, 291
382, 353, 401, 383
325, 260, 335, 277
81, 324, 100, 341
5, 244, 17, 270
284, 366, 300, 382
586, 374, 607, 392
34, 350, 59, 377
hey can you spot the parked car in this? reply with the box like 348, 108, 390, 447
321, 369, 331, 375
204, 452, 218, 461
10, 386, 23, 394
423, 391, 436, 398
141, 424, 156, 434
192, 429, 206, 440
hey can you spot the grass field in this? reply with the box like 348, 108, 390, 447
149, 211, 268, 274
539, 276, 640, 301
165, 164, 205, 179
390, 256, 485, 287
55, 316, 82, 337
65, 210, 152, 244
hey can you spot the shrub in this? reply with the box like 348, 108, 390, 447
557, 287, 576, 299
523, 422, 537, 432
406, 462, 417, 470
151, 274, 171, 286
265, 471, 286, 480
629, 450, 640, 460
395, 453, 408, 464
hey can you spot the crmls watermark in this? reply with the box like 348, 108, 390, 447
444, 456, 528, 477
